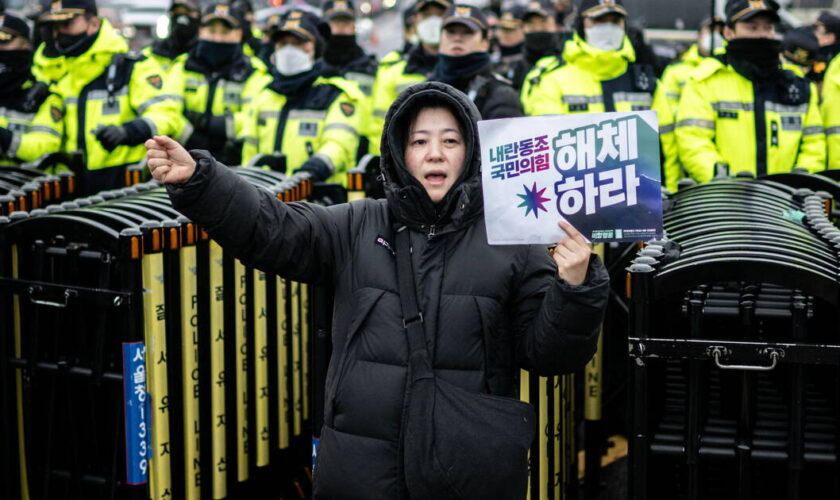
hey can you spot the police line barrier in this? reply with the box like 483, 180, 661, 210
626, 175, 840, 500
0, 167, 326, 500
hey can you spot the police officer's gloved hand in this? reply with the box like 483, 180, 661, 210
185, 111, 226, 138
96, 119, 153, 152
95, 125, 129, 152
184, 110, 207, 129
251, 153, 286, 173
294, 156, 331, 182
0, 126, 12, 155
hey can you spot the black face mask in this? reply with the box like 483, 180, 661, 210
432, 51, 491, 87
524, 32, 555, 63
195, 40, 240, 69
499, 40, 524, 57
324, 34, 360, 66
0, 49, 33, 91
726, 37, 782, 81
170, 14, 200, 48
55, 29, 98, 57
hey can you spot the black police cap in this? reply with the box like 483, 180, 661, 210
782, 26, 818, 66
817, 11, 840, 37
323, 0, 355, 20
499, 5, 526, 29
39, 0, 97, 22
273, 9, 322, 44
201, 2, 242, 29
413, 0, 452, 15
442, 4, 488, 33
169, 0, 200, 14
725, 0, 780, 25
578, 0, 626, 19
523, 0, 554, 20
0, 12, 30, 42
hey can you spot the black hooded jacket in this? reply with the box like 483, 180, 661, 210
165, 81, 609, 498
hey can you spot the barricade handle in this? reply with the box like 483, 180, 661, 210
27, 286, 78, 308
708, 346, 782, 372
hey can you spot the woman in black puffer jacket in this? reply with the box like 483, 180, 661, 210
146, 81, 609, 499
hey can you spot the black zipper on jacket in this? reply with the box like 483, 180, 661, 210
77, 85, 90, 154
427, 225, 436, 239
272, 101, 293, 154
204, 75, 220, 121
753, 83, 768, 177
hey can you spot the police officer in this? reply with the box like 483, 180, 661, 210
655, 16, 724, 191
142, 0, 201, 74
232, 0, 263, 56
522, 0, 656, 117
518, 0, 565, 97
321, 0, 377, 96
659, 17, 725, 112
432, 4, 521, 118
814, 11, 840, 73
39, 0, 186, 194
320, 0, 377, 159
369, 0, 451, 155
241, 12, 363, 182
492, 5, 526, 88
676, 0, 825, 181
0, 12, 62, 166
31, 0, 67, 85
170, 2, 271, 166
553, 0, 576, 30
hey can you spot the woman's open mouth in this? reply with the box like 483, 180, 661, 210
425, 171, 447, 185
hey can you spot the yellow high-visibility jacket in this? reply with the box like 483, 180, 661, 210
241, 74, 363, 184
0, 80, 62, 166
654, 44, 706, 191
519, 54, 564, 110
168, 47, 271, 165
520, 34, 656, 116
51, 19, 186, 193
676, 57, 825, 182
140, 39, 189, 75
821, 54, 840, 168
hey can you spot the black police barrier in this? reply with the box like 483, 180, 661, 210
347, 158, 580, 500
627, 177, 840, 500
0, 159, 76, 216
0, 167, 322, 500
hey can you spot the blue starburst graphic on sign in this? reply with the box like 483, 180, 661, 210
517, 182, 550, 219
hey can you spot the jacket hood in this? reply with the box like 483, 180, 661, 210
564, 33, 635, 80
380, 81, 484, 231
682, 44, 703, 65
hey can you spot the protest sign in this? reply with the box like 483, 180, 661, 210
479, 111, 663, 244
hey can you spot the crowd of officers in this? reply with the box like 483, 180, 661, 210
0, 0, 839, 195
